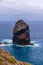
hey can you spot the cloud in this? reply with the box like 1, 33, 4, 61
0, 0, 43, 13
0, 0, 43, 21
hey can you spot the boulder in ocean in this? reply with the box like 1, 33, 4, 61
13, 20, 30, 45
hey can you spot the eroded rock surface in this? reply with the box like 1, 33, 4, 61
13, 20, 30, 45
0, 48, 31, 65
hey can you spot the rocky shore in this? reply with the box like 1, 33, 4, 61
0, 48, 31, 65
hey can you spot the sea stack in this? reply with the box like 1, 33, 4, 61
13, 20, 30, 45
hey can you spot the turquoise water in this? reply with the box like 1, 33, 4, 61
0, 21, 43, 65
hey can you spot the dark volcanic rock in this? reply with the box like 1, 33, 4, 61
13, 20, 30, 45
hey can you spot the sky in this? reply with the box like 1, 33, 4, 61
0, 0, 43, 21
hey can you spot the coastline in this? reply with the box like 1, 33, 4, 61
0, 48, 31, 65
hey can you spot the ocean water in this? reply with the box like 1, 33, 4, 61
0, 21, 43, 65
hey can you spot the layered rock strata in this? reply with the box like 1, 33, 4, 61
13, 20, 30, 45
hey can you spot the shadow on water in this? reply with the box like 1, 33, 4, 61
11, 45, 32, 62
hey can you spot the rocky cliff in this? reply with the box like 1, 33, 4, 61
0, 48, 31, 65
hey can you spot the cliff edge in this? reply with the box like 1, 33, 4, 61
0, 48, 31, 65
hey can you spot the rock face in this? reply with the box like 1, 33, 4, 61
13, 20, 30, 45
0, 48, 31, 65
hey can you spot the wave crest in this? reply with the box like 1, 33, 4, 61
0, 39, 40, 47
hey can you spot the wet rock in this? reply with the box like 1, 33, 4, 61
13, 20, 30, 45
0, 42, 2, 44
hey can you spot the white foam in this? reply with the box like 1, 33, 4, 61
34, 43, 40, 47
0, 39, 40, 47
0, 44, 14, 46
14, 43, 40, 48
1, 39, 12, 43
30, 41, 36, 43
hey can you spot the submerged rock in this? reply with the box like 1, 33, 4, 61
13, 20, 31, 45
0, 48, 31, 65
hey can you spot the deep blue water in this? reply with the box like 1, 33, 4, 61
0, 21, 43, 65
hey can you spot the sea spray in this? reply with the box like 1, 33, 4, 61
0, 39, 40, 47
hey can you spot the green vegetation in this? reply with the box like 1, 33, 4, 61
9, 56, 16, 64
0, 49, 32, 65
0, 57, 3, 61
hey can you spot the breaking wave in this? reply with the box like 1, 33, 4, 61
0, 39, 40, 47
